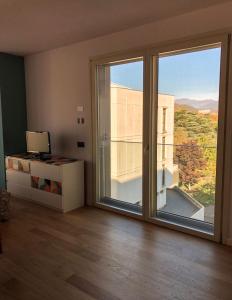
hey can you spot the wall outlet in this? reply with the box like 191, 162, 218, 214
77, 141, 85, 148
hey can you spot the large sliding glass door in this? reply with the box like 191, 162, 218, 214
93, 35, 228, 241
95, 58, 144, 213
151, 39, 227, 238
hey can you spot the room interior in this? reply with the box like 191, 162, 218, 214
0, 1, 232, 299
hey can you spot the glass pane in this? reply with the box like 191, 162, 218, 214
155, 45, 221, 229
97, 59, 143, 212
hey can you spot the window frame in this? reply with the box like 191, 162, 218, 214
91, 33, 231, 243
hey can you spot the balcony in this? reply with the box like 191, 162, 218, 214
109, 140, 216, 224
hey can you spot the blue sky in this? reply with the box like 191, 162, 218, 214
111, 47, 221, 101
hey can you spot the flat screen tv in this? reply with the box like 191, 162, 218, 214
26, 131, 51, 154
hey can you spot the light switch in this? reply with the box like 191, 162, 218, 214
77, 106, 84, 112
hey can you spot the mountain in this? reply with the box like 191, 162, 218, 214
174, 103, 197, 112
175, 98, 218, 112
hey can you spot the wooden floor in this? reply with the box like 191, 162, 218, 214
0, 198, 232, 300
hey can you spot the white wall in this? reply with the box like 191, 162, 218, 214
25, 2, 232, 242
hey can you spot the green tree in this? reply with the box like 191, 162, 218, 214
174, 126, 189, 146
192, 182, 215, 206
174, 140, 206, 190
175, 110, 216, 140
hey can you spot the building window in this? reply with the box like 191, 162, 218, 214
162, 108, 167, 133
162, 136, 166, 161
162, 165, 165, 186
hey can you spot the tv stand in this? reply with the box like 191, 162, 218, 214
38, 153, 51, 161
5, 154, 84, 212
20, 153, 51, 161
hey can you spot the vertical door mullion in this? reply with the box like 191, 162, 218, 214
222, 34, 232, 244
143, 51, 159, 221
214, 35, 229, 242
151, 54, 159, 220
143, 53, 151, 220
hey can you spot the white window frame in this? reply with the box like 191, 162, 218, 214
91, 33, 231, 244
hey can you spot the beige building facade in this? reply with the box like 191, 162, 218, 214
106, 83, 204, 222
110, 83, 176, 208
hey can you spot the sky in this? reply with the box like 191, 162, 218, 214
111, 47, 221, 101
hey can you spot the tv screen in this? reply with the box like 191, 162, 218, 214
26, 131, 50, 154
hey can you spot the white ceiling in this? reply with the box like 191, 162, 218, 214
0, 0, 230, 55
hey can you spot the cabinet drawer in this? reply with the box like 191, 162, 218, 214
30, 161, 62, 182
30, 188, 62, 210
7, 182, 32, 199
6, 170, 31, 186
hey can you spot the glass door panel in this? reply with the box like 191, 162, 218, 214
153, 44, 222, 232
96, 59, 144, 213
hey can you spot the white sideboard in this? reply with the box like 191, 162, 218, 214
5, 155, 84, 212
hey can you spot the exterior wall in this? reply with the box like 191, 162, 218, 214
25, 2, 232, 242
111, 177, 142, 205
111, 84, 142, 178
192, 207, 205, 221
157, 94, 175, 209
110, 84, 143, 204
110, 85, 174, 206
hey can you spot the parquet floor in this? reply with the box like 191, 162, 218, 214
0, 198, 232, 300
